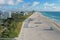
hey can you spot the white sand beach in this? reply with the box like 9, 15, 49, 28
17, 12, 60, 40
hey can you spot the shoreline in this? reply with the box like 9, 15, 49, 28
39, 12, 60, 30
40, 12, 60, 26
17, 12, 60, 40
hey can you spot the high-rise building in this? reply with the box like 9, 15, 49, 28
0, 11, 12, 19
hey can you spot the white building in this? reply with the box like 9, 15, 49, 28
0, 11, 12, 19
24, 12, 29, 16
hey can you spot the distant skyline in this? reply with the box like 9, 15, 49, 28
0, 0, 60, 11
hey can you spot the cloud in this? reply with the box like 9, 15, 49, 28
43, 2, 55, 7
22, 3, 31, 8
8, 0, 23, 5
0, 0, 23, 5
32, 1, 39, 6
14, 0, 23, 5
43, 2, 55, 9
41, 2, 60, 11
8, 0, 14, 5
0, 0, 5, 4
22, 2, 40, 11
17, 0, 23, 2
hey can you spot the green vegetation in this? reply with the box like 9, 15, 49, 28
0, 12, 33, 38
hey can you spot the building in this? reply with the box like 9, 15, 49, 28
0, 11, 12, 19
0, 10, 3, 19
24, 12, 29, 16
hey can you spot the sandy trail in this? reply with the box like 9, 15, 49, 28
17, 12, 60, 40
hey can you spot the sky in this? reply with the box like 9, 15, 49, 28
0, 0, 60, 11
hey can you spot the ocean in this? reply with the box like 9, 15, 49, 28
40, 12, 60, 26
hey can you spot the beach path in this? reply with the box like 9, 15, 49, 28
17, 12, 60, 40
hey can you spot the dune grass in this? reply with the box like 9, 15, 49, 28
0, 13, 33, 38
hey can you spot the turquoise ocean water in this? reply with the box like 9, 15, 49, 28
40, 12, 60, 26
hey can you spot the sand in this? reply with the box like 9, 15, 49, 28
17, 12, 60, 40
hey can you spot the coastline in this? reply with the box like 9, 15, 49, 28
17, 12, 60, 40
39, 12, 60, 30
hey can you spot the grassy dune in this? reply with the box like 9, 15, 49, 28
0, 12, 33, 38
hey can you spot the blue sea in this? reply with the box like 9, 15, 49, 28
40, 12, 60, 26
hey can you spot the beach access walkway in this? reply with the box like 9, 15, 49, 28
17, 12, 60, 40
